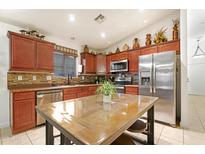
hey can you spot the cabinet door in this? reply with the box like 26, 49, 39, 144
36, 42, 54, 71
85, 54, 96, 74
118, 52, 128, 60
11, 35, 36, 70
96, 55, 106, 75
158, 40, 180, 54
140, 46, 157, 55
106, 55, 111, 74
128, 50, 140, 73
125, 87, 139, 95
13, 99, 36, 134
63, 93, 77, 100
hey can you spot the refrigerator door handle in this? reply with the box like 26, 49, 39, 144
153, 64, 156, 93
150, 69, 152, 93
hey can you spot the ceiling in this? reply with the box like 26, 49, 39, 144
0, 9, 178, 51
188, 9, 205, 39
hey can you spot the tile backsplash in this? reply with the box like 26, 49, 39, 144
7, 71, 96, 88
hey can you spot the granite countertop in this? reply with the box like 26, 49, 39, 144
9, 84, 101, 92
36, 94, 158, 145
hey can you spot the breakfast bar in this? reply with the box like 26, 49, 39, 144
36, 94, 158, 145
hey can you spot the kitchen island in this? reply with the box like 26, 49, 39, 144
36, 94, 158, 145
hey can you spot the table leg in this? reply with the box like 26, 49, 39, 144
46, 120, 54, 145
147, 106, 154, 145
60, 133, 72, 145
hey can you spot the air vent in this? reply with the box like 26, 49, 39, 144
94, 14, 105, 24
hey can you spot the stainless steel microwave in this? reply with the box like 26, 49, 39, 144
110, 59, 128, 72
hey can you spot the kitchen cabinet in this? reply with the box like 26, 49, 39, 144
157, 40, 180, 54
63, 85, 99, 100
96, 54, 106, 75
89, 86, 98, 95
106, 55, 111, 74
8, 31, 55, 72
110, 51, 128, 61
128, 49, 140, 73
125, 86, 139, 95
140, 46, 157, 55
36, 41, 54, 71
10, 34, 36, 70
117, 52, 128, 60
81, 53, 96, 74
12, 91, 36, 134
63, 87, 81, 100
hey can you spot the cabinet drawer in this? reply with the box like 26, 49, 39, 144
125, 87, 139, 95
64, 88, 81, 95
63, 93, 77, 100
13, 91, 35, 101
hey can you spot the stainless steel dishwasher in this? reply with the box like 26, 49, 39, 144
36, 89, 63, 126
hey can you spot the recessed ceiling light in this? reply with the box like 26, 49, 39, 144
101, 32, 106, 38
69, 14, 75, 22
143, 20, 147, 24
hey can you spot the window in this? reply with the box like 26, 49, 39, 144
54, 52, 76, 77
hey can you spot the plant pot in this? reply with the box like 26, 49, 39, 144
103, 95, 111, 103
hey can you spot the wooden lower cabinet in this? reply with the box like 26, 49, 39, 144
125, 86, 139, 95
12, 91, 36, 134
63, 93, 77, 100
63, 85, 99, 100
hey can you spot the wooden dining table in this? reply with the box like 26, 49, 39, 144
36, 94, 158, 145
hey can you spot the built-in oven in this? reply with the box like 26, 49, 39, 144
110, 59, 128, 73
114, 73, 132, 93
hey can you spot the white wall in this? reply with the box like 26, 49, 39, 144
180, 10, 188, 128
103, 11, 180, 53
187, 11, 205, 95
0, 20, 81, 128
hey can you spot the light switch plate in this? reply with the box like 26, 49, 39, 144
17, 75, 22, 80
32, 75, 37, 81
46, 76, 52, 81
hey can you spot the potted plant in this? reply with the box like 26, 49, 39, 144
96, 80, 116, 103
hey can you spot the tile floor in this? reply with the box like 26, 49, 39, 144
0, 94, 204, 145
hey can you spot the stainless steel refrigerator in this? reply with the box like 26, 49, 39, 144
139, 51, 180, 126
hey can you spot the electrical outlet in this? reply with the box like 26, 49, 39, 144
17, 75, 22, 81
46, 76, 52, 81
32, 75, 36, 81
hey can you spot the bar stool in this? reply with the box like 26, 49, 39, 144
127, 119, 147, 133
111, 134, 136, 145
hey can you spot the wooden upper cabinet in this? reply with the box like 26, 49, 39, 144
81, 53, 96, 74
106, 55, 111, 74
118, 52, 128, 60
36, 41, 54, 71
8, 31, 55, 72
10, 34, 36, 70
140, 46, 157, 55
96, 54, 106, 75
128, 49, 140, 73
157, 40, 180, 54
111, 52, 128, 61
